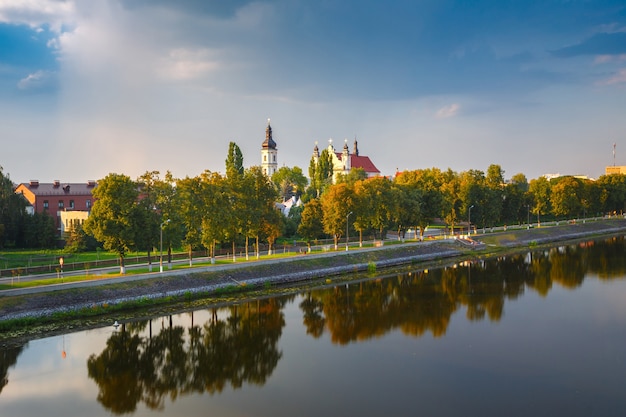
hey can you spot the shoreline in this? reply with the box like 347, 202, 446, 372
2, 218, 626, 342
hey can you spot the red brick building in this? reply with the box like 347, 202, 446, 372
14, 180, 97, 233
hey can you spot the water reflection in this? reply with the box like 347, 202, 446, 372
87, 298, 287, 414
301, 236, 626, 343
1, 344, 25, 395
1, 236, 626, 415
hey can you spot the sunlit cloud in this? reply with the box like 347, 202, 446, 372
436, 103, 460, 119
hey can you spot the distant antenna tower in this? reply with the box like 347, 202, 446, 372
613, 143, 616, 166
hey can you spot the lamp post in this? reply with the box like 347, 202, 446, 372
468, 205, 474, 237
346, 212, 353, 251
59, 257, 64, 282
527, 205, 530, 229
160, 219, 170, 273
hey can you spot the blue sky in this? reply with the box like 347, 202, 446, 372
1, 0, 625, 183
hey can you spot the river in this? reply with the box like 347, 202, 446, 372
2, 236, 626, 416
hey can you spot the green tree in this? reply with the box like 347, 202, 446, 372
358, 177, 395, 241
336, 167, 368, 186
395, 168, 444, 238
502, 173, 529, 225
392, 183, 422, 240
484, 164, 505, 227
271, 166, 308, 201
223, 143, 246, 261
321, 183, 355, 249
528, 176, 551, 226
550, 176, 582, 219
298, 198, 325, 242
198, 171, 228, 263
225, 142, 244, 179
308, 149, 334, 198
597, 174, 626, 215
0, 166, 26, 248
244, 166, 278, 259
177, 175, 204, 265
23, 211, 56, 249
83, 173, 140, 274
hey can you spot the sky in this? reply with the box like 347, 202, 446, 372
1, 0, 625, 184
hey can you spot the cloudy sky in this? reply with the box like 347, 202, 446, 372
1, 0, 625, 184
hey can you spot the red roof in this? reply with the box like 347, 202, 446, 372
335, 153, 380, 174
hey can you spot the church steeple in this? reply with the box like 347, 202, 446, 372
262, 118, 277, 150
261, 118, 278, 176
353, 137, 359, 156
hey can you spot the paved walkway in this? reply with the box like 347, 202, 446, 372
0, 238, 452, 297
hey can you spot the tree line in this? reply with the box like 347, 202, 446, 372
2, 153, 626, 264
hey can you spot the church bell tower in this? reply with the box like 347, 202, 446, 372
261, 118, 278, 176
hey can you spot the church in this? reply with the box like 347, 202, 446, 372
312, 138, 380, 183
260, 119, 381, 182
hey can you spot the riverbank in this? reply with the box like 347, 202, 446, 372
2, 218, 626, 341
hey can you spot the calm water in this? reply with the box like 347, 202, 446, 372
2, 237, 626, 417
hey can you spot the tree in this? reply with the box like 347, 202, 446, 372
484, 164, 505, 227
321, 183, 355, 249
83, 173, 140, 274
440, 169, 461, 234
308, 149, 334, 198
23, 211, 56, 249
298, 198, 325, 242
244, 166, 278, 259
550, 176, 582, 219
502, 173, 529, 225
0, 166, 27, 248
597, 174, 626, 215
177, 175, 205, 265
395, 168, 444, 239
336, 168, 368, 186
198, 171, 228, 263
225, 142, 244, 179
64, 221, 99, 253
271, 166, 308, 201
356, 177, 395, 241
392, 183, 422, 240
224, 143, 246, 261
134, 171, 161, 271
528, 176, 551, 226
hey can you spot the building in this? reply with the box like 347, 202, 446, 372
312, 138, 380, 183
261, 119, 278, 177
14, 180, 96, 234
606, 166, 626, 175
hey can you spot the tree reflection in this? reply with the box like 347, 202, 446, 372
0, 344, 25, 395
87, 298, 285, 414
301, 237, 626, 344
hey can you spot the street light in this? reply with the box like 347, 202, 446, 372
527, 205, 530, 229
160, 219, 170, 273
346, 211, 353, 251
468, 205, 474, 237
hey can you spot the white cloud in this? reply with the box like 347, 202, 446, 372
0, 0, 76, 32
17, 69, 53, 90
436, 103, 460, 119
